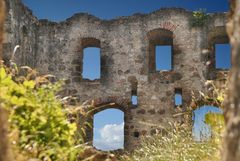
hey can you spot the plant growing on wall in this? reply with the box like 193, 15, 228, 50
191, 9, 210, 27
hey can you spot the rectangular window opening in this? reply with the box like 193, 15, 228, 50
175, 88, 182, 107
131, 95, 138, 106
215, 43, 231, 70
82, 47, 101, 80
155, 45, 172, 71
131, 89, 138, 106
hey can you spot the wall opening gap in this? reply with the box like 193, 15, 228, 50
133, 131, 139, 138
175, 88, 182, 107
131, 95, 138, 106
82, 47, 100, 80
155, 45, 172, 71
131, 88, 138, 106
193, 105, 223, 141
93, 108, 124, 151
215, 43, 231, 69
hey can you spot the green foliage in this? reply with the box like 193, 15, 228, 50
205, 113, 225, 140
191, 9, 210, 27
0, 66, 81, 161
122, 123, 220, 161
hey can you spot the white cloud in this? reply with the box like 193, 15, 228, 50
93, 122, 124, 151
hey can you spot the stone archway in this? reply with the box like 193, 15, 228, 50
80, 96, 131, 150
93, 108, 124, 150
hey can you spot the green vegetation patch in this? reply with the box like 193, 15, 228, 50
191, 9, 210, 27
0, 65, 81, 161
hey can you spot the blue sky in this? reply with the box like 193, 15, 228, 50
93, 109, 124, 150
216, 44, 231, 69
23, 0, 229, 21
82, 48, 100, 80
156, 46, 172, 71
22, 0, 230, 151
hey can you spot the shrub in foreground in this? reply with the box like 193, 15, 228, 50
0, 65, 81, 161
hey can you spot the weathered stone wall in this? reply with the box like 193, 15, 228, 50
0, 0, 4, 58
3, 0, 38, 66
3, 0, 229, 151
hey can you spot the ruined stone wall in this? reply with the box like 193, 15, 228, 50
3, 0, 228, 151
3, 0, 38, 66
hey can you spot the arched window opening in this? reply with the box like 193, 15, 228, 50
215, 43, 231, 69
192, 105, 223, 141
93, 108, 124, 151
82, 47, 100, 80
81, 38, 101, 81
147, 29, 173, 72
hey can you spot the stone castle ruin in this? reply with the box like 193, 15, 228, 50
3, 0, 229, 150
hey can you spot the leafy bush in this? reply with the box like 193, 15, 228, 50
0, 65, 81, 161
205, 113, 224, 141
